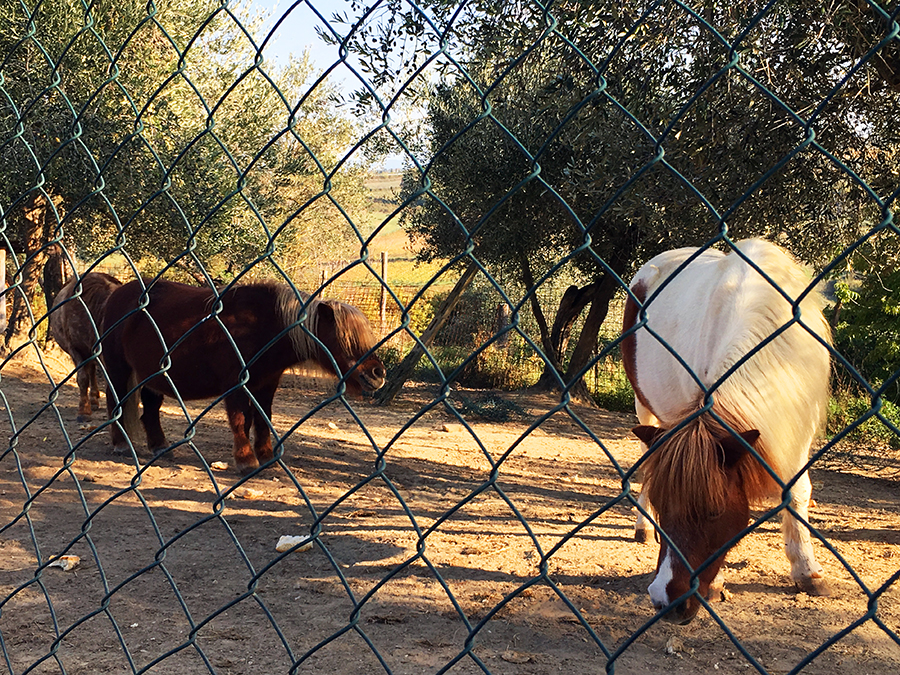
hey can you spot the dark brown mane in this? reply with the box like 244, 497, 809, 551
642, 409, 776, 521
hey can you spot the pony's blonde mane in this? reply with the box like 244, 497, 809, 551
642, 407, 777, 521
271, 286, 320, 359
272, 285, 376, 360
324, 301, 378, 355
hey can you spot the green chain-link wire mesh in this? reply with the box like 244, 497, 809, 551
1, 0, 899, 673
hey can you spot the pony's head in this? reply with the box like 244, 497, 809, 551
634, 421, 762, 625
310, 299, 386, 394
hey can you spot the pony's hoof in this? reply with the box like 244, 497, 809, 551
255, 452, 275, 467
635, 529, 651, 543
76, 414, 92, 423
151, 446, 181, 463
236, 461, 260, 476
796, 577, 832, 597
112, 444, 131, 456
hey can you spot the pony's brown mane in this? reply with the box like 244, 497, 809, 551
268, 285, 317, 358
78, 273, 121, 313
642, 408, 777, 521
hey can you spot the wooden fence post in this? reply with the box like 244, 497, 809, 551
380, 251, 388, 330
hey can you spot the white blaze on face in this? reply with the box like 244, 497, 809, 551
648, 548, 676, 610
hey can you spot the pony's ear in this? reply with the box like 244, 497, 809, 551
719, 429, 761, 468
317, 301, 337, 321
310, 301, 340, 364
315, 301, 337, 336
632, 425, 664, 447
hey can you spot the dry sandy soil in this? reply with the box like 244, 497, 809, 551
1, 346, 899, 675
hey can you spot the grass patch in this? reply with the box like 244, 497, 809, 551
827, 385, 900, 450
587, 359, 635, 413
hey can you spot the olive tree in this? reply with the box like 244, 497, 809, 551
346, 0, 900, 399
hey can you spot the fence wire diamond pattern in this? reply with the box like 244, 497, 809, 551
1, 1, 899, 674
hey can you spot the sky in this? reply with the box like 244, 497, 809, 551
253, 1, 355, 88
251, 0, 408, 169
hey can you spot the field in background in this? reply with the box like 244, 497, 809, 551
332, 171, 455, 289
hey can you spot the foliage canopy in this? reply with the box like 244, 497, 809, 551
0, 0, 369, 295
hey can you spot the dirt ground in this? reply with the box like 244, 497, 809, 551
1, 346, 899, 675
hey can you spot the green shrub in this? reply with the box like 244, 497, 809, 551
378, 345, 405, 372
827, 385, 900, 450
587, 357, 635, 413
830, 268, 900, 405
458, 339, 542, 390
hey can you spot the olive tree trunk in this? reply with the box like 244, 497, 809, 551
375, 261, 480, 406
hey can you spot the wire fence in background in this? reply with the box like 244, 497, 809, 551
1, 1, 899, 674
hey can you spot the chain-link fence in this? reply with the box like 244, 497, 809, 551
2, 1, 900, 674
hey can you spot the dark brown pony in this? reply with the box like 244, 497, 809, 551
101, 279, 386, 474
49, 272, 123, 421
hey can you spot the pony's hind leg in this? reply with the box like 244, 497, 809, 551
140, 388, 168, 452
75, 362, 94, 421
88, 360, 101, 415
782, 470, 830, 595
106, 369, 142, 455
225, 394, 257, 475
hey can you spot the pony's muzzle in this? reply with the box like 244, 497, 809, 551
649, 556, 701, 625
656, 599, 699, 625
360, 367, 386, 391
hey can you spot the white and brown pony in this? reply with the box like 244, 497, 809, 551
101, 279, 386, 475
49, 272, 123, 421
621, 239, 831, 624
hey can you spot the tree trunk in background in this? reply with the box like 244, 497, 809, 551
4, 193, 60, 348
375, 261, 480, 406
563, 271, 623, 403
520, 255, 560, 375
534, 280, 600, 390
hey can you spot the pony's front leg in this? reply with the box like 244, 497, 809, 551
225, 395, 257, 475
250, 385, 277, 467
782, 470, 830, 595
634, 398, 660, 543
634, 489, 656, 543
140, 388, 168, 452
